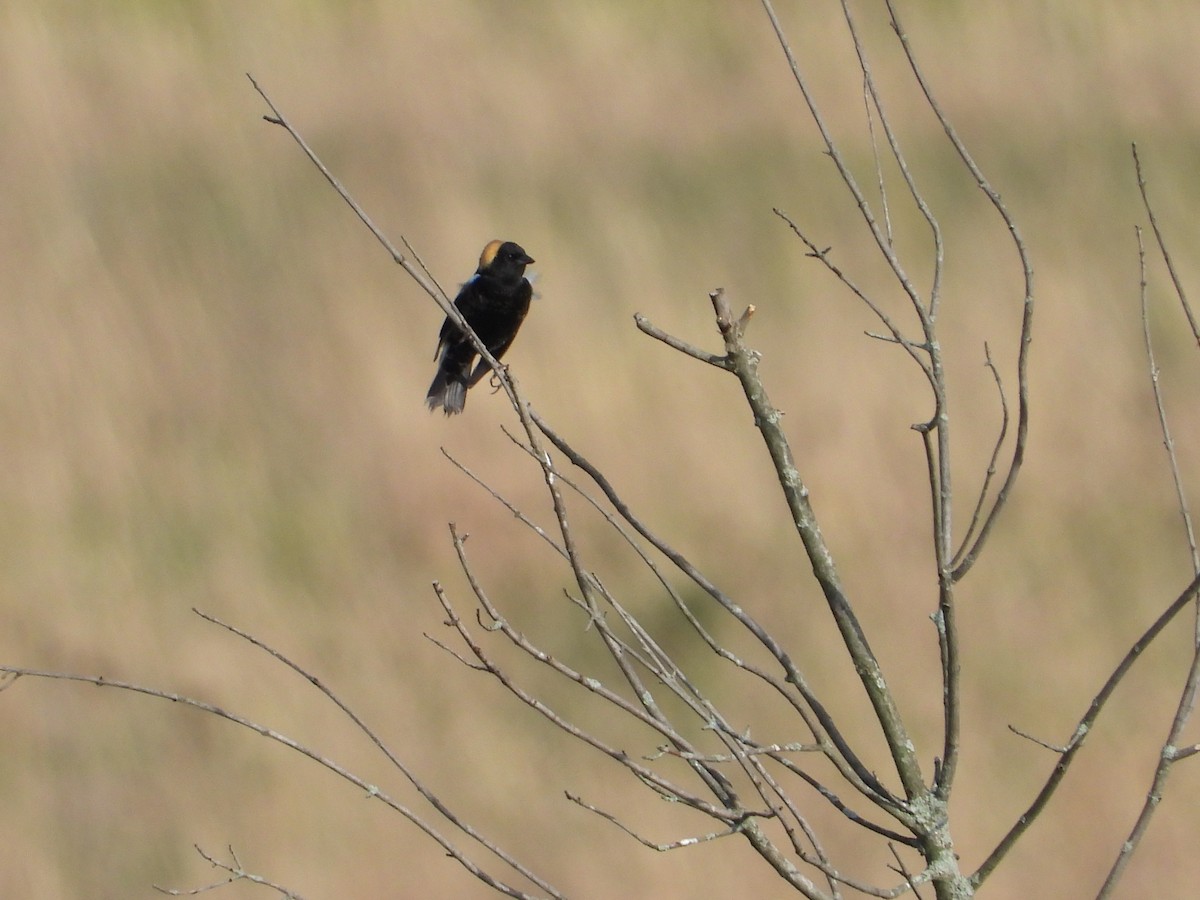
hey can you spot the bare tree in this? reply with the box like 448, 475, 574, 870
4, 3, 1199, 898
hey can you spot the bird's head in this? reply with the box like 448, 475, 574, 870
478, 240, 534, 281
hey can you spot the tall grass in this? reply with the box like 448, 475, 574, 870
2, 2, 1199, 895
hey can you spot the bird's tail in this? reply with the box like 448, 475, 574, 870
425, 364, 469, 415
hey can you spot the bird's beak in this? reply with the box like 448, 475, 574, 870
521, 254, 535, 265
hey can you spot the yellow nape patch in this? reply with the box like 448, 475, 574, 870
479, 239, 504, 268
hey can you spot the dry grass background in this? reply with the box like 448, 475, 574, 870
3, 1, 1200, 897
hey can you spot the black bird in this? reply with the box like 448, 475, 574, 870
425, 240, 535, 415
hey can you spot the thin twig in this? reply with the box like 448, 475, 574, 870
1133, 227, 1199, 568
246, 74, 528, 424
435, 532, 748, 824
1132, 143, 1200, 346
634, 313, 731, 369
440, 449, 567, 560
862, 75, 893, 248
1006, 725, 1068, 754
153, 844, 305, 898
840, 0, 944, 320
648, 742, 823, 762
496, 422, 892, 839
530, 406, 905, 813
972, 568, 1200, 887
771, 209, 933, 386
566, 792, 746, 851
248, 76, 444, 308
951, 343, 1009, 568
0, 664, 558, 900
758, 0, 927, 319
762, 2, 975, 816
249, 73, 863, 895
190, 610, 562, 897
433, 569, 848, 893
496, 427, 732, 656
884, 0, 1036, 586
571, 577, 881, 891
716, 286, 927, 804
887, 842, 926, 900
1095, 225, 1200, 898
249, 78, 765, 890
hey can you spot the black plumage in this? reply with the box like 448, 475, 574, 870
425, 240, 535, 415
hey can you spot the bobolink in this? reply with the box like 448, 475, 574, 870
425, 239, 535, 415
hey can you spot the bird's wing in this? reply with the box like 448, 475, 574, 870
433, 280, 478, 360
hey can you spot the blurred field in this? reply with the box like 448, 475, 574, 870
3, 1, 1200, 897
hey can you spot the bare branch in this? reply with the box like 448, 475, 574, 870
887, 842, 927, 900
772, 208, 933, 384
1132, 143, 1200, 346
153, 844, 305, 899
565, 792, 747, 852
1095, 222, 1200, 899
634, 312, 731, 369
1006, 725, 1069, 755
440, 449, 568, 560
247, 75, 447, 310
250, 86, 743, 868
839, 0, 945, 319
1133, 224, 1199, 568
951, 343, 1010, 569
881, 2, 1036, 585
1170, 744, 1200, 762
246, 74, 536, 433
973, 568, 1200, 887
862, 75, 894, 249
530, 407, 904, 812
711, 286, 927, 805
432, 535, 749, 825
757, 747, 920, 849
0, 663, 560, 900
190, 610, 562, 896
758, 0, 927, 317
648, 742, 823, 763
